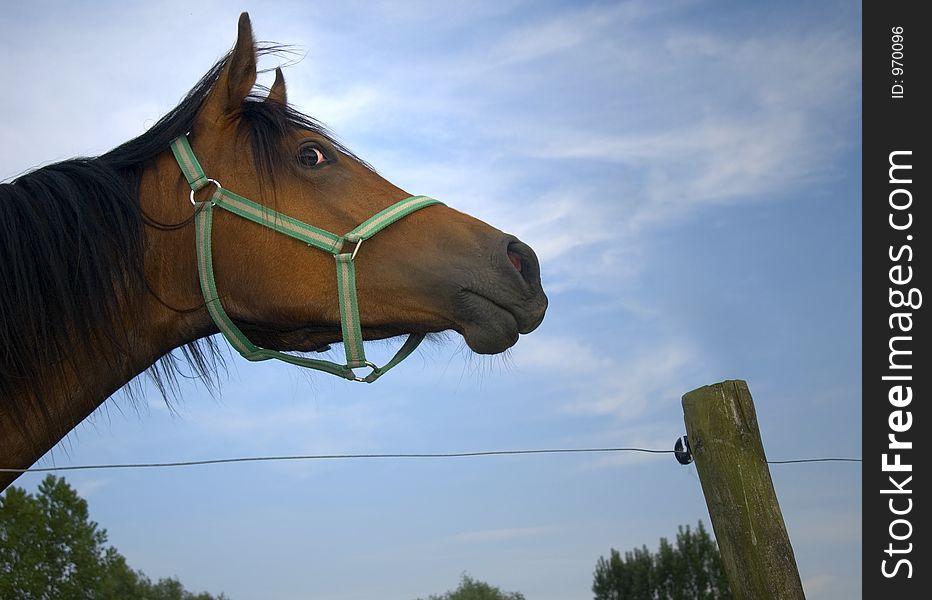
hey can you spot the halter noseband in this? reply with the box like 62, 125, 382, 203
170, 135, 441, 383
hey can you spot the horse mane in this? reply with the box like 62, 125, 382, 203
0, 45, 357, 435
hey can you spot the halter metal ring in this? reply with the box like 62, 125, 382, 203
349, 361, 379, 382
189, 178, 222, 206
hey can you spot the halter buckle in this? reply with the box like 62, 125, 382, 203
189, 178, 222, 206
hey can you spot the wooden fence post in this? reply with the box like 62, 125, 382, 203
682, 380, 806, 599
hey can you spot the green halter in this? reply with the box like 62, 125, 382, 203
170, 134, 442, 383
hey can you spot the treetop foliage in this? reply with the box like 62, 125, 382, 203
418, 573, 526, 600
592, 521, 731, 600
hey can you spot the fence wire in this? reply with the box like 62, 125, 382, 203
1, 447, 861, 474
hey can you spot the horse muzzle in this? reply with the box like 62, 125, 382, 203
450, 234, 548, 354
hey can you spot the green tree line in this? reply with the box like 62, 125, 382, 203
1, 475, 227, 600
3, 475, 729, 599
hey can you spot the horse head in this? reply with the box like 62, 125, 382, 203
144, 13, 547, 370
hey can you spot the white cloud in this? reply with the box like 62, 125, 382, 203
564, 342, 698, 420
489, 188, 623, 264
491, 15, 589, 66
489, 0, 688, 66
508, 334, 612, 373
291, 85, 384, 132
507, 31, 858, 235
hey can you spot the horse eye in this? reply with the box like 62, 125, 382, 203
297, 144, 328, 168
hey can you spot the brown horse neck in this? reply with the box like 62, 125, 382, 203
0, 310, 189, 489
0, 157, 212, 490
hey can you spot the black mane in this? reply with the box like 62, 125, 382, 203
0, 46, 354, 436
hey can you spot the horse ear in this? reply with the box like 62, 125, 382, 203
266, 67, 287, 105
200, 12, 258, 125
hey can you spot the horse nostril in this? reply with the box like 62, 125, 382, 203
506, 240, 541, 286
501, 238, 548, 332
507, 251, 523, 273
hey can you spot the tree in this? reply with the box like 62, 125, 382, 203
99, 547, 146, 599
0, 475, 228, 600
592, 521, 731, 600
1, 475, 107, 599
418, 573, 526, 600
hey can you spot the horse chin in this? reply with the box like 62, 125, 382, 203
461, 324, 520, 355
453, 290, 532, 355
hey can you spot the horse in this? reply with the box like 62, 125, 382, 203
0, 13, 547, 490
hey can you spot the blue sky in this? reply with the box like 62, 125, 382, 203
1, 1, 860, 599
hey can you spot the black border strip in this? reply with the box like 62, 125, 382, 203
863, 1, 927, 596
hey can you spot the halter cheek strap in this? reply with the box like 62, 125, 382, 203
170, 134, 442, 383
